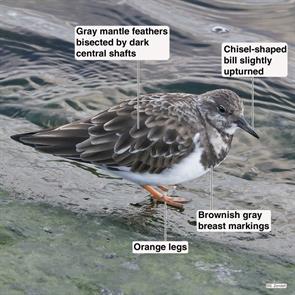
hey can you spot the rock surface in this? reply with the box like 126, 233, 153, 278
1, 115, 294, 260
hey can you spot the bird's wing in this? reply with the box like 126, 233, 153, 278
12, 94, 202, 173
77, 95, 201, 173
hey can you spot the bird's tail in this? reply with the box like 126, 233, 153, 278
11, 131, 45, 147
11, 122, 91, 159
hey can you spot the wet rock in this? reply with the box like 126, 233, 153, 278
120, 261, 140, 271
1, 115, 295, 260
103, 253, 118, 259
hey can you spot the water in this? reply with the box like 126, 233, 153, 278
0, 0, 294, 294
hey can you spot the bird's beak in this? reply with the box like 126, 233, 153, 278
236, 116, 259, 139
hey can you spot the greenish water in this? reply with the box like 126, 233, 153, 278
0, 192, 294, 295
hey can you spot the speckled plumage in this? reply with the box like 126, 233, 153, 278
11, 89, 258, 186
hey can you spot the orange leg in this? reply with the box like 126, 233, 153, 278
142, 185, 184, 209
158, 185, 190, 204
158, 185, 169, 192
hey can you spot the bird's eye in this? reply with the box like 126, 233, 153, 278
218, 105, 226, 114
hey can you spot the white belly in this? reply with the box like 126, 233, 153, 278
102, 145, 208, 186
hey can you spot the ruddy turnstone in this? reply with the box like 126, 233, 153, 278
11, 89, 258, 208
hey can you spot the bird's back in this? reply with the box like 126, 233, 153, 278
11, 93, 205, 174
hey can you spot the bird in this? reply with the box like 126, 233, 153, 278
11, 89, 259, 209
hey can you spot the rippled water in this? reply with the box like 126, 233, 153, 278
0, 0, 294, 183
0, 0, 294, 294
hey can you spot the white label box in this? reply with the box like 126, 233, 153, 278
132, 241, 188, 254
222, 42, 288, 77
196, 210, 271, 232
265, 283, 287, 289
75, 26, 170, 60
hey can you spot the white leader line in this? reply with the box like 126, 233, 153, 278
210, 166, 214, 210
251, 77, 255, 128
136, 60, 141, 129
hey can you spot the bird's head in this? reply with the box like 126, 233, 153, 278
197, 89, 259, 138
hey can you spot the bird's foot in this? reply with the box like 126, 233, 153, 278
142, 185, 188, 209
158, 185, 170, 192
162, 195, 190, 204
158, 185, 190, 204
157, 194, 184, 209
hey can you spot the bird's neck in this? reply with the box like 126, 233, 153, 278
201, 118, 233, 168
203, 132, 233, 169
194, 103, 233, 168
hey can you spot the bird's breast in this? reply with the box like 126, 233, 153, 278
201, 131, 232, 168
